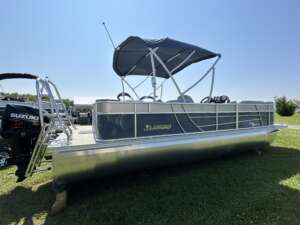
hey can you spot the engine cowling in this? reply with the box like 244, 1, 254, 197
0, 104, 41, 181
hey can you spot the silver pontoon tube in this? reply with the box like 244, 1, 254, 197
51, 125, 282, 183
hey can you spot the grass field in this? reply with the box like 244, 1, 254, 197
275, 112, 300, 125
0, 126, 300, 224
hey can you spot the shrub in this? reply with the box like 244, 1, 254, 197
275, 96, 299, 116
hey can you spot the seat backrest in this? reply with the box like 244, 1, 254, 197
167, 95, 194, 103
177, 95, 194, 103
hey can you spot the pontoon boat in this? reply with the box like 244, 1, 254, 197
0, 37, 284, 198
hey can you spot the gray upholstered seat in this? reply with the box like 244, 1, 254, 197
167, 95, 194, 103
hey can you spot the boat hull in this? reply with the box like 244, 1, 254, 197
52, 125, 280, 183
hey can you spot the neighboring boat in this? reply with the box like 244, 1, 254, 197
0, 37, 284, 185
0, 73, 72, 181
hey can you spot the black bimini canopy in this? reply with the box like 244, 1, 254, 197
113, 36, 220, 79
0, 73, 38, 80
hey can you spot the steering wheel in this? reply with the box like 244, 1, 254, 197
139, 96, 155, 101
201, 96, 211, 103
117, 92, 134, 101
201, 95, 231, 103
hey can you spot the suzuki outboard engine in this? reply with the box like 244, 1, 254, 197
0, 104, 41, 181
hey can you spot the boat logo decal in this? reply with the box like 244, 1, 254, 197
10, 113, 39, 121
144, 124, 172, 132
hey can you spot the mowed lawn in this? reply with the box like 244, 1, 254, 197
0, 122, 300, 224
275, 112, 300, 125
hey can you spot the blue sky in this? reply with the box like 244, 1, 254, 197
0, 0, 299, 101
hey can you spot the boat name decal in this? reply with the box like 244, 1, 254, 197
144, 124, 172, 132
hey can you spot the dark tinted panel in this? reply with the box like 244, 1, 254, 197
97, 114, 134, 139
96, 110, 273, 140
218, 113, 236, 130
176, 114, 202, 132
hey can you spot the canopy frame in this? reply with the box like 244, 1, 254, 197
113, 37, 221, 102
118, 47, 221, 102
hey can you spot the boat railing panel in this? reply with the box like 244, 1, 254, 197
95, 100, 273, 114
94, 101, 274, 141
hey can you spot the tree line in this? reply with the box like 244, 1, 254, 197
0, 92, 74, 109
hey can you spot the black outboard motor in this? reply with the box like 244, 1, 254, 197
0, 104, 41, 181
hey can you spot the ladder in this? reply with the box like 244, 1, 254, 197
25, 77, 74, 177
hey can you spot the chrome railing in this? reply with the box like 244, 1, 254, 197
25, 77, 74, 177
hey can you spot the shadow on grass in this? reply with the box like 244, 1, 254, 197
0, 181, 53, 225
1, 146, 300, 225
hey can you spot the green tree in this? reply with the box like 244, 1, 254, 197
275, 96, 299, 116
62, 99, 74, 110
1, 92, 73, 109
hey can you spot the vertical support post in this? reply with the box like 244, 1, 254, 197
35, 79, 44, 128
134, 102, 137, 138
149, 48, 185, 102
209, 67, 215, 99
149, 50, 157, 101
216, 104, 218, 130
268, 103, 271, 125
95, 102, 98, 138
121, 79, 125, 101
236, 103, 239, 129
160, 84, 164, 100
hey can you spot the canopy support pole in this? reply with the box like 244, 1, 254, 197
133, 75, 150, 90
146, 49, 196, 100
209, 67, 215, 99
149, 48, 157, 101
149, 49, 185, 102
121, 77, 140, 99
182, 55, 221, 95
170, 50, 195, 73
121, 79, 125, 101
160, 84, 164, 100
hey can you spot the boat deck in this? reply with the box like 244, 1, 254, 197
68, 125, 95, 146
50, 125, 97, 150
